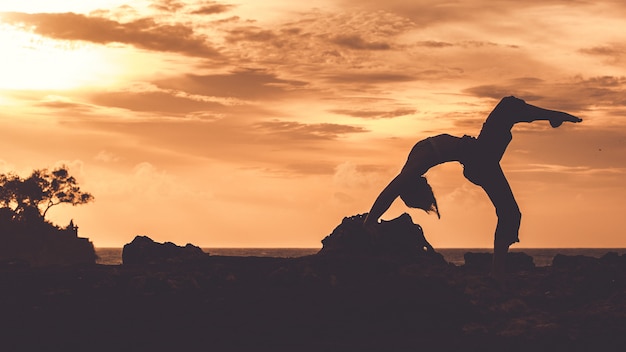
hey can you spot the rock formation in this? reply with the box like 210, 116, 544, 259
122, 235, 207, 265
318, 213, 445, 264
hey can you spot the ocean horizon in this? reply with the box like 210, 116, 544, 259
95, 247, 626, 267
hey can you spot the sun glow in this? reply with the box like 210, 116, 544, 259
0, 1, 137, 14
0, 24, 120, 90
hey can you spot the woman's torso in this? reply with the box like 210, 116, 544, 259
405, 134, 472, 174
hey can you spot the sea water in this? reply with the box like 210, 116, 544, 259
95, 248, 626, 266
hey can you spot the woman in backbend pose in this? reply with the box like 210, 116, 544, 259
363, 96, 582, 278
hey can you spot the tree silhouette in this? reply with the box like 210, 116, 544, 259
0, 165, 94, 220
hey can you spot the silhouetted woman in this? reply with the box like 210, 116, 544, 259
363, 96, 582, 277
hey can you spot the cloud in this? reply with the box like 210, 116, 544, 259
415, 40, 518, 50
340, 0, 595, 28
330, 108, 416, 119
579, 43, 626, 63
517, 163, 626, 176
580, 44, 624, 56
150, 0, 185, 13
463, 84, 543, 102
191, 2, 236, 15
94, 150, 120, 163
0, 159, 17, 174
62, 113, 371, 177
332, 161, 376, 188
253, 120, 368, 140
213, 9, 418, 75
89, 91, 225, 114
36, 96, 96, 113
149, 0, 235, 15
416, 40, 454, 48
463, 75, 626, 113
324, 72, 416, 84
331, 34, 391, 50
225, 26, 278, 43
155, 68, 308, 100
210, 15, 240, 24
0, 11, 221, 58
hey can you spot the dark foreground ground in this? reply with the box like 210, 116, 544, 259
1, 253, 625, 352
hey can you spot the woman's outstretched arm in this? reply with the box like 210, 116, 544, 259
363, 174, 405, 228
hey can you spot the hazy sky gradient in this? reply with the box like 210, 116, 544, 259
1, 0, 625, 248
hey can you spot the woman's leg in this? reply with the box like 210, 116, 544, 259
474, 96, 581, 166
478, 165, 521, 278
483, 96, 582, 130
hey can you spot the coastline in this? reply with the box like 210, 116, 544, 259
95, 247, 626, 266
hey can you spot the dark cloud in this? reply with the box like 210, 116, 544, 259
324, 73, 416, 84
416, 40, 454, 48
330, 108, 416, 119
89, 91, 224, 114
150, 0, 234, 15
580, 45, 624, 56
155, 68, 307, 100
462, 40, 499, 48
0, 12, 221, 58
580, 44, 625, 64
509, 77, 545, 86
211, 16, 240, 24
191, 2, 235, 15
225, 26, 278, 43
331, 34, 391, 50
253, 120, 368, 140
281, 27, 304, 36
463, 84, 543, 102
150, 0, 185, 12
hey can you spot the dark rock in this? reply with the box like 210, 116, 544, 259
122, 235, 207, 265
552, 252, 626, 271
552, 254, 600, 270
464, 251, 535, 272
318, 213, 445, 263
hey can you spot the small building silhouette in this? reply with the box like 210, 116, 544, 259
66, 219, 78, 237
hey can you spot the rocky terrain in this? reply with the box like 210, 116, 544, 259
0, 216, 96, 267
0, 214, 624, 351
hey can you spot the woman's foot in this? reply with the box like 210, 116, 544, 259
550, 112, 583, 128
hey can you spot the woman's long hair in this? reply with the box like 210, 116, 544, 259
399, 176, 440, 218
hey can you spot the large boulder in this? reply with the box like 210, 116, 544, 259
318, 213, 442, 261
122, 236, 207, 265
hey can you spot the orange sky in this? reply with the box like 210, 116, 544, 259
1, 0, 625, 248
